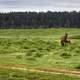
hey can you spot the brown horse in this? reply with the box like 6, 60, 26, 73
60, 33, 71, 46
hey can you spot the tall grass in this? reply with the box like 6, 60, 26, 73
0, 29, 80, 69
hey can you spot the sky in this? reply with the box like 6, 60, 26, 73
0, 0, 80, 12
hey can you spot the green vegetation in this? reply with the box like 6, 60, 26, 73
1, 11, 80, 28
0, 37, 79, 69
0, 28, 80, 79
0, 68, 80, 80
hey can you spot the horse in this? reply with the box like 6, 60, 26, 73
60, 33, 71, 46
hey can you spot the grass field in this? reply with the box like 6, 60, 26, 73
0, 28, 80, 79
0, 68, 80, 80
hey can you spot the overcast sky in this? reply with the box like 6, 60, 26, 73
0, 0, 80, 12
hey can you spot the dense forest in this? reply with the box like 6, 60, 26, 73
0, 11, 80, 28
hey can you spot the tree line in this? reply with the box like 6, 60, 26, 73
0, 11, 80, 28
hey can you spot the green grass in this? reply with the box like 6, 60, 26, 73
0, 68, 80, 80
0, 28, 80, 38
0, 28, 80, 79
0, 37, 80, 69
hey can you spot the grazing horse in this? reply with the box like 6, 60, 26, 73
60, 33, 71, 46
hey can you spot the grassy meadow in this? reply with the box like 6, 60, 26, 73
0, 28, 80, 79
0, 68, 80, 80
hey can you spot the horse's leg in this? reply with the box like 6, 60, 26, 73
65, 40, 71, 46
61, 41, 64, 46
